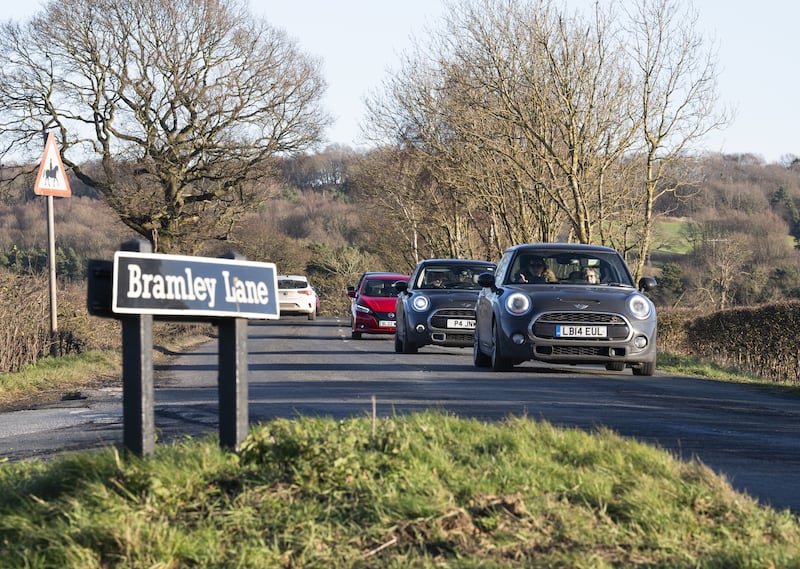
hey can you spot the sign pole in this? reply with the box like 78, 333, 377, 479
46, 194, 58, 356
120, 239, 155, 456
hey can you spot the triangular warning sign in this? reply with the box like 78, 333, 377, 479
33, 133, 72, 197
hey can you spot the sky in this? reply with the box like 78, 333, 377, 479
3, 0, 798, 163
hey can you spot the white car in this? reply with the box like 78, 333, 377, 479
277, 275, 317, 320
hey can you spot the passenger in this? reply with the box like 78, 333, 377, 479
518, 257, 557, 283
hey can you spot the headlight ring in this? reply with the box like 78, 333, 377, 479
505, 292, 531, 315
412, 295, 430, 312
627, 293, 652, 320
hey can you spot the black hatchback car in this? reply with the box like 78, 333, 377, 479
473, 243, 657, 374
394, 258, 497, 353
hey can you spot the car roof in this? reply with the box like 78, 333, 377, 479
504, 243, 619, 255
277, 275, 308, 280
416, 258, 496, 266
360, 272, 408, 278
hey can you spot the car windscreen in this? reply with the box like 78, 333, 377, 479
362, 279, 401, 297
417, 265, 495, 290
505, 251, 634, 286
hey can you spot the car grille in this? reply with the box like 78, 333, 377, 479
430, 309, 475, 329
433, 333, 474, 345
532, 311, 630, 341
536, 345, 624, 357
539, 312, 622, 323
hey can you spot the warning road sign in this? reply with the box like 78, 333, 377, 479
33, 133, 72, 197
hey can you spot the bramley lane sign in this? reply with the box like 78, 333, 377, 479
112, 251, 279, 320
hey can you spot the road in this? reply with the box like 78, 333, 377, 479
2, 316, 800, 514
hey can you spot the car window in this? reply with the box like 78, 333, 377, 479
278, 279, 308, 290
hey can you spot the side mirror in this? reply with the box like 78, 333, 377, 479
394, 280, 408, 293
346, 285, 356, 298
477, 272, 496, 289
638, 276, 657, 292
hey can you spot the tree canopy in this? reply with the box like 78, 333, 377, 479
364, 0, 728, 276
0, 0, 330, 253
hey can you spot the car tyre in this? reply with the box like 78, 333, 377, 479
352, 330, 362, 339
490, 321, 513, 372
395, 326, 418, 354
308, 311, 316, 321
605, 362, 625, 371
632, 359, 656, 376
473, 329, 491, 367
402, 334, 418, 354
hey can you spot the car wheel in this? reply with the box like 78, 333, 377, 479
605, 362, 625, 371
632, 359, 656, 376
308, 310, 316, 321
352, 330, 362, 339
490, 321, 512, 372
402, 334, 418, 354
473, 328, 491, 367
395, 325, 417, 354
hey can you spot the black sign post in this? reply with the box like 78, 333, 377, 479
120, 238, 155, 455
88, 239, 279, 456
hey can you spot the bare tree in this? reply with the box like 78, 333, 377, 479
365, 0, 640, 250
364, 0, 728, 271
626, 0, 729, 278
0, 0, 329, 253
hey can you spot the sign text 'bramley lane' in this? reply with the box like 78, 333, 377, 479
112, 252, 279, 319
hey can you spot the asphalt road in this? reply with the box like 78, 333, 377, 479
2, 316, 800, 514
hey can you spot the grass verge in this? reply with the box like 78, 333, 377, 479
0, 350, 122, 410
0, 327, 214, 411
1, 411, 798, 567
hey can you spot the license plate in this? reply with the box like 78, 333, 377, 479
447, 319, 475, 329
378, 320, 396, 328
556, 325, 607, 337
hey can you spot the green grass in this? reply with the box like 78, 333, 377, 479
0, 350, 121, 407
1, 411, 798, 567
652, 219, 692, 255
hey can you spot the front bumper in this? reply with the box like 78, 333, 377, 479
407, 308, 476, 347
499, 310, 657, 364
354, 311, 397, 334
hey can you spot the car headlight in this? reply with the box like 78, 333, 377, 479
627, 293, 652, 320
355, 304, 371, 314
412, 294, 430, 312
505, 292, 531, 315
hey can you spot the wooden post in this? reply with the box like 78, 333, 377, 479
121, 239, 154, 456
217, 317, 249, 450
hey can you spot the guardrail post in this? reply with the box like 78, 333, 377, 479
121, 239, 154, 456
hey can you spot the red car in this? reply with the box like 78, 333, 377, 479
347, 272, 409, 339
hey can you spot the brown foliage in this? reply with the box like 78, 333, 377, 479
0, 269, 119, 373
659, 302, 800, 383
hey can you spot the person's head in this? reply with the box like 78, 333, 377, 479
527, 257, 547, 275
428, 273, 445, 286
582, 267, 598, 283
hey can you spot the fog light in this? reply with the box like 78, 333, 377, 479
416, 324, 426, 333
511, 333, 526, 345
633, 336, 648, 349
